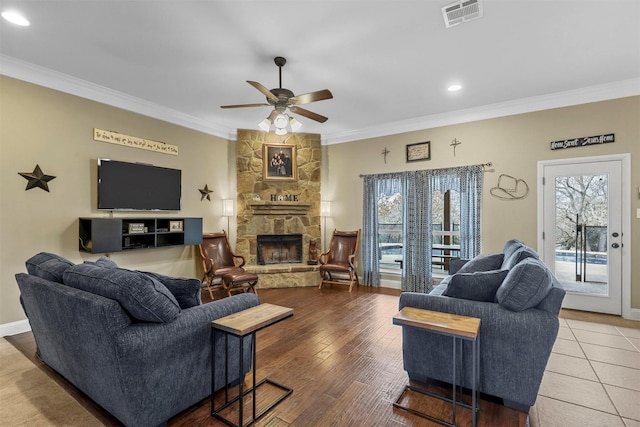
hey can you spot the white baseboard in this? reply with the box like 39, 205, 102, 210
0, 319, 31, 337
624, 307, 640, 321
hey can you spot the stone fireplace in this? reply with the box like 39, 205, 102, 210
257, 234, 303, 265
235, 129, 322, 288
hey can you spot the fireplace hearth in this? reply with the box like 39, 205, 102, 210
257, 234, 303, 265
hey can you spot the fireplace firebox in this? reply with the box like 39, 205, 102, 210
257, 234, 303, 265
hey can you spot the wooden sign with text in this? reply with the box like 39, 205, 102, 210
94, 128, 178, 155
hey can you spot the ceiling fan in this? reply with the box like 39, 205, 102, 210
221, 56, 333, 134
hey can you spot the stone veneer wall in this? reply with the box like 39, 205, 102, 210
235, 129, 321, 288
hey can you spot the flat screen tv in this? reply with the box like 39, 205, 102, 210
98, 158, 181, 211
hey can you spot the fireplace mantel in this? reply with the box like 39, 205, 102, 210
249, 201, 311, 216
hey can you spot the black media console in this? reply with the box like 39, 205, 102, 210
79, 217, 203, 253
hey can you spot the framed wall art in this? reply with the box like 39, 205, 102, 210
406, 141, 431, 162
169, 220, 184, 232
263, 144, 297, 181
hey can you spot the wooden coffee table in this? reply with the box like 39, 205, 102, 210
393, 307, 481, 427
211, 303, 293, 427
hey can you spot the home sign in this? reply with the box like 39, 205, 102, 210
270, 194, 299, 202
550, 133, 614, 150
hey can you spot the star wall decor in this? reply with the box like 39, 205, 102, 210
18, 164, 56, 192
199, 184, 213, 201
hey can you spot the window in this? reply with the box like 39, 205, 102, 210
432, 190, 460, 273
377, 190, 461, 273
378, 192, 403, 270
362, 165, 482, 292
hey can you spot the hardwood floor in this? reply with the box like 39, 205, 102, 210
9, 286, 531, 426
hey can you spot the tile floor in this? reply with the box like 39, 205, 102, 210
530, 317, 640, 427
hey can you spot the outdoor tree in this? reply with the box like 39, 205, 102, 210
555, 175, 608, 250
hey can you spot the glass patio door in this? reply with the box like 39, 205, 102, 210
540, 159, 622, 315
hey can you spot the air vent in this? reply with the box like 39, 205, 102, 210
442, 0, 483, 28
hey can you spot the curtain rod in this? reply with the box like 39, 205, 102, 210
358, 162, 493, 177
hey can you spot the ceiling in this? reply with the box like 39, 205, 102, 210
1, 1, 638, 144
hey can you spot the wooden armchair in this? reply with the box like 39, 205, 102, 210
318, 229, 361, 292
199, 231, 246, 299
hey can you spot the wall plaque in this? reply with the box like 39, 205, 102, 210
406, 141, 431, 162
550, 133, 614, 150
94, 128, 179, 155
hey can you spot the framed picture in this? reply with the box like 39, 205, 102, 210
263, 144, 297, 181
406, 141, 431, 162
128, 223, 146, 234
169, 220, 183, 232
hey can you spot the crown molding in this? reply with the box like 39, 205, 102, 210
322, 78, 640, 145
2, 55, 637, 146
0, 55, 236, 140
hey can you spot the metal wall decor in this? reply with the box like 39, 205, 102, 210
18, 164, 56, 192
381, 147, 390, 163
199, 184, 213, 201
490, 174, 529, 200
450, 138, 462, 156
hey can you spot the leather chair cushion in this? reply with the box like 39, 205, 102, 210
320, 263, 352, 272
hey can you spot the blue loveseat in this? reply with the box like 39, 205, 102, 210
399, 240, 565, 412
16, 253, 260, 427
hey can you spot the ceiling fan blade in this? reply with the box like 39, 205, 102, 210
247, 81, 279, 102
290, 106, 328, 123
289, 89, 333, 106
220, 103, 270, 109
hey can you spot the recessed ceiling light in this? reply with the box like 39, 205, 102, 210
448, 84, 462, 92
2, 10, 30, 26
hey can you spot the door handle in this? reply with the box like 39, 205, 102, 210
612, 232, 619, 237
611, 243, 620, 249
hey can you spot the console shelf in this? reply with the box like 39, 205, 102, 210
79, 217, 203, 253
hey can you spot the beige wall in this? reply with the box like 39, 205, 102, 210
323, 96, 640, 308
2, 75, 638, 327
0, 76, 233, 325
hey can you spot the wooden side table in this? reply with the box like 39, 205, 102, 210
211, 303, 293, 427
393, 307, 481, 427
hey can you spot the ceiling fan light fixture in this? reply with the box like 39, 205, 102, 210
258, 118, 271, 131
273, 114, 288, 129
275, 127, 288, 136
289, 117, 302, 132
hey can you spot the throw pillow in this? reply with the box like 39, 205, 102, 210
457, 253, 505, 274
443, 269, 509, 302
502, 239, 525, 261
63, 264, 181, 323
83, 256, 118, 269
26, 252, 74, 283
141, 271, 201, 309
496, 258, 553, 312
500, 246, 539, 270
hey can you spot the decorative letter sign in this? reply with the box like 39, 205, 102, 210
94, 128, 179, 155
550, 133, 614, 151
